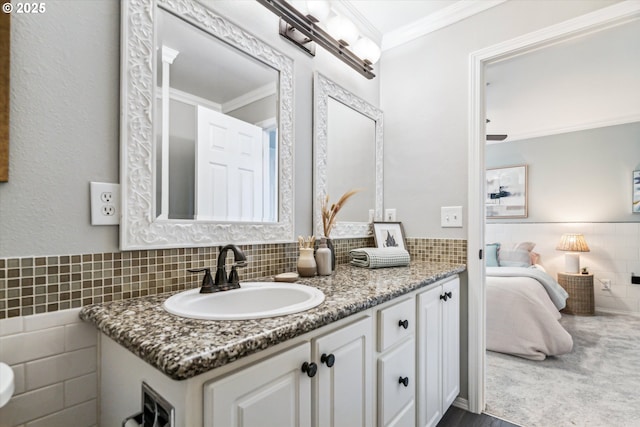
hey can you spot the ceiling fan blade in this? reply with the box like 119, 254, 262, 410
486, 134, 508, 141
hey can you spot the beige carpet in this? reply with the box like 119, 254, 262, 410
485, 312, 640, 427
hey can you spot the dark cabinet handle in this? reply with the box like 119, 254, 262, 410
398, 319, 409, 329
301, 362, 317, 378
320, 353, 335, 368
440, 291, 453, 301
398, 376, 409, 387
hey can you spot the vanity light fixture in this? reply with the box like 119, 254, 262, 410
256, 0, 379, 79
556, 233, 590, 274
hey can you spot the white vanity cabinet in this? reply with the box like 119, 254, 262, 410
204, 342, 313, 427
416, 276, 460, 427
98, 274, 460, 427
376, 297, 416, 427
203, 316, 373, 427
313, 317, 373, 427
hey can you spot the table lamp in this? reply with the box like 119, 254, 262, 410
556, 233, 590, 274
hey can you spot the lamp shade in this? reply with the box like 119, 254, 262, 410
556, 233, 590, 252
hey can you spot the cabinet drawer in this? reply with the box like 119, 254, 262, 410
378, 339, 415, 427
377, 297, 415, 352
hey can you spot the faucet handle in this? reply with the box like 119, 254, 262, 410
228, 266, 240, 285
187, 268, 215, 293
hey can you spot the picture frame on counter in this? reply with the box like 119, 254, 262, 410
373, 222, 406, 250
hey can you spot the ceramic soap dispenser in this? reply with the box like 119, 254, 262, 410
315, 237, 332, 276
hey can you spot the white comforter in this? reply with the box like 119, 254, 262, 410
486, 267, 573, 360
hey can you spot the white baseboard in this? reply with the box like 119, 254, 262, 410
453, 396, 470, 411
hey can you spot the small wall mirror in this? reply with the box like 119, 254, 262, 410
313, 73, 383, 238
120, 0, 294, 249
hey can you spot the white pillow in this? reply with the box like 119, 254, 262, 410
499, 248, 531, 267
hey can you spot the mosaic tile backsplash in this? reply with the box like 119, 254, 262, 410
0, 237, 466, 318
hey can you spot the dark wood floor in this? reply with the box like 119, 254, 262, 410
437, 406, 521, 427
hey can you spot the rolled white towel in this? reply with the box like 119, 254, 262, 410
349, 247, 410, 269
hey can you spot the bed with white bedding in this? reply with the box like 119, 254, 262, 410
486, 266, 573, 360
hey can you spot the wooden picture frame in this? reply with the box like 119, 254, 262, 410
372, 222, 407, 250
486, 165, 528, 218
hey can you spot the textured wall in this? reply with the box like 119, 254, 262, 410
379, 0, 620, 240
0, 0, 380, 258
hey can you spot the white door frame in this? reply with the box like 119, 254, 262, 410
466, 0, 640, 414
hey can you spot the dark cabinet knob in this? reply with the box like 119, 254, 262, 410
301, 362, 317, 378
320, 353, 335, 368
440, 294, 448, 301
398, 376, 409, 387
446, 291, 453, 299
398, 319, 409, 329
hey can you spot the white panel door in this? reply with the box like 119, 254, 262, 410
442, 278, 460, 409
203, 343, 312, 427
417, 286, 443, 427
196, 106, 263, 221
314, 317, 373, 427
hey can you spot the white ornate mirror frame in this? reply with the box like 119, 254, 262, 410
313, 72, 383, 238
120, 0, 294, 250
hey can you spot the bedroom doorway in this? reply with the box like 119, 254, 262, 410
466, 0, 640, 416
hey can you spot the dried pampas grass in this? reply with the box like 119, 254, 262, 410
321, 188, 362, 237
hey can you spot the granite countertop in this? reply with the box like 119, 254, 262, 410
79, 261, 465, 380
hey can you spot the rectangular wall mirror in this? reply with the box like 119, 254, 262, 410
313, 72, 383, 238
120, 0, 294, 249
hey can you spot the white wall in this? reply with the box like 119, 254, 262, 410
486, 123, 640, 223
380, 0, 620, 240
0, 0, 379, 258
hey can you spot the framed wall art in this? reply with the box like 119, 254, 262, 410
633, 170, 640, 213
486, 165, 528, 218
373, 222, 406, 250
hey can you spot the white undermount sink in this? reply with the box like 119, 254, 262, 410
163, 282, 325, 320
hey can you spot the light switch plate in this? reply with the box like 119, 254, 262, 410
441, 206, 462, 228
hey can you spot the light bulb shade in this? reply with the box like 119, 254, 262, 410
306, 0, 331, 22
353, 37, 381, 64
556, 233, 590, 252
326, 15, 359, 46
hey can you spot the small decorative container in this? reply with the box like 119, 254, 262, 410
315, 237, 332, 276
297, 248, 317, 277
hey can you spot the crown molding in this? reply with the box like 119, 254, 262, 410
382, 0, 507, 51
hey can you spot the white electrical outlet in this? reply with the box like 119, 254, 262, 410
90, 182, 120, 225
384, 208, 397, 222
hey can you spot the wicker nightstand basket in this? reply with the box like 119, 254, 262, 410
557, 273, 594, 316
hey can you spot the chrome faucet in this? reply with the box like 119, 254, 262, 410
187, 245, 247, 293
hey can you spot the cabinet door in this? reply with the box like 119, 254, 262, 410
203, 343, 312, 427
442, 278, 460, 409
416, 286, 443, 427
314, 316, 373, 427
378, 338, 415, 427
